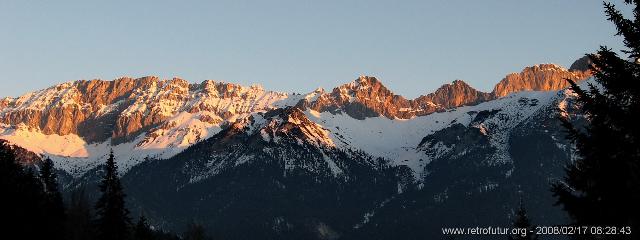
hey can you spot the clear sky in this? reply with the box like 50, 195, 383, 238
0, 0, 631, 98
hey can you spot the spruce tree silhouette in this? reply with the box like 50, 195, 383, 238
95, 150, 131, 240
508, 199, 537, 240
39, 157, 66, 240
552, 0, 640, 238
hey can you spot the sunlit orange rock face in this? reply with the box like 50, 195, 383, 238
301, 76, 414, 119
492, 64, 591, 98
300, 62, 591, 120
0, 59, 592, 143
416, 80, 494, 109
0, 76, 286, 144
298, 76, 492, 120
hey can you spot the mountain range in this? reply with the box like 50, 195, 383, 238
0, 58, 591, 239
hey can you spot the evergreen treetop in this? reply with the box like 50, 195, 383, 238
39, 157, 66, 240
552, 0, 640, 237
95, 150, 131, 240
509, 199, 537, 240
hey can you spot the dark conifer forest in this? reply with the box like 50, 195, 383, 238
0, 140, 202, 240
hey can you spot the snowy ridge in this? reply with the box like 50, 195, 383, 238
182, 107, 349, 184
246, 108, 335, 148
0, 77, 307, 176
0, 73, 588, 178
304, 88, 566, 177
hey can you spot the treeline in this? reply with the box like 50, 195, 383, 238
0, 144, 213, 240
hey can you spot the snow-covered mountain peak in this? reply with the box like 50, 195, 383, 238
492, 63, 592, 97
240, 107, 336, 148
0, 59, 594, 177
0, 76, 291, 144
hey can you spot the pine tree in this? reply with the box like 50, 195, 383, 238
134, 214, 155, 240
509, 199, 537, 240
39, 157, 66, 240
95, 150, 131, 240
552, 0, 640, 238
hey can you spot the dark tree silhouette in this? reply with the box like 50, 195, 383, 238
0, 141, 48, 239
39, 157, 66, 240
134, 214, 155, 240
39, 158, 59, 194
552, 0, 640, 238
95, 150, 131, 240
509, 199, 537, 240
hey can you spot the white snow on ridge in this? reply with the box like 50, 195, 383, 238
0, 76, 578, 178
0, 79, 319, 177
0, 123, 90, 158
305, 109, 466, 174
304, 89, 562, 176
0, 110, 227, 176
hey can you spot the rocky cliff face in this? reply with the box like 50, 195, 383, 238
299, 76, 491, 120
0, 77, 287, 144
119, 106, 402, 239
0, 59, 592, 149
415, 80, 494, 109
115, 76, 587, 239
1, 61, 597, 239
300, 76, 417, 120
569, 55, 594, 71
299, 61, 590, 120
492, 64, 591, 97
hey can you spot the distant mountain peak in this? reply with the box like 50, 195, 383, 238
0, 59, 592, 144
415, 80, 493, 109
301, 76, 410, 120
0, 76, 288, 144
569, 55, 594, 72
338, 75, 390, 95
492, 61, 591, 97
247, 107, 335, 148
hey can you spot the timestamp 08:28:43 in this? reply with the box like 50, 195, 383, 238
535, 226, 632, 236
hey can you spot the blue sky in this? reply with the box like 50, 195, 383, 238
0, 0, 631, 98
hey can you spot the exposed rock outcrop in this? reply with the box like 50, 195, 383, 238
492, 64, 591, 97
301, 76, 415, 119
569, 55, 594, 72
299, 58, 591, 120
0, 58, 594, 144
300, 76, 490, 120
415, 80, 493, 109
0, 77, 287, 144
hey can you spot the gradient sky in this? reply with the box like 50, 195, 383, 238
0, 0, 632, 98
